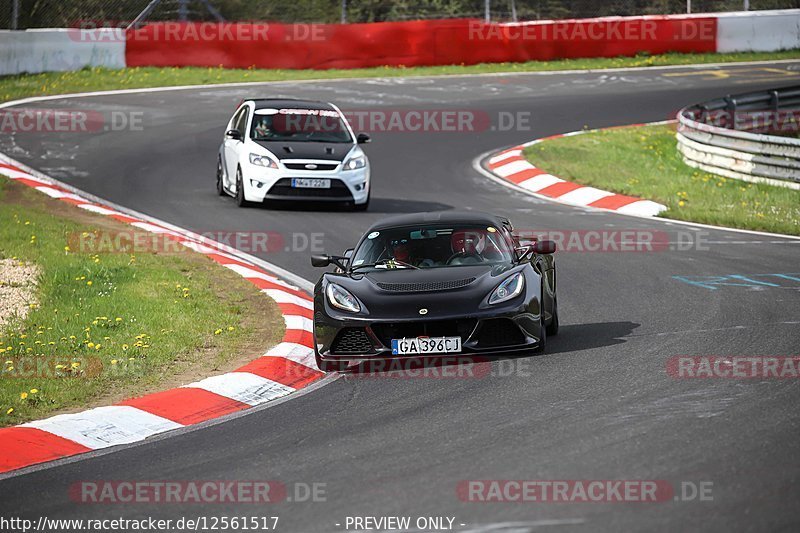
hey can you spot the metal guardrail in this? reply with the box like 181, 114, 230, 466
676, 86, 800, 190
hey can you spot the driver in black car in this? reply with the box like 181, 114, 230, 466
449, 229, 486, 265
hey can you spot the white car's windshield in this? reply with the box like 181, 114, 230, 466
352, 224, 515, 270
250, 109, 352, 143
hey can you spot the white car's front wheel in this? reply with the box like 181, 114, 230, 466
235, 167, 250, 208
216, 156, 226, 196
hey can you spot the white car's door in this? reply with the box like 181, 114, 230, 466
223, 107, 249, 188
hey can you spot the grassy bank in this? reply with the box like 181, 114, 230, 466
2, 50, 799, 103
0, 178, 284, 426
523, 123, 800, 235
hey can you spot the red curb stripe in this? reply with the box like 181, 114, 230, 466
0, 163, 23, 172
13, 177, 49, 188
204, 253, 257, 271
283, 329, 314, 348
588, 194, 641, 210
505, 166, 547, 185
120, 388, 249, 425
237, 357, 323, 389
0, 427, 91, 473
536, 181, 585, 198
277, 302, 314, 319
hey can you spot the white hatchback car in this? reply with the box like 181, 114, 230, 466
217, 98, 371, 210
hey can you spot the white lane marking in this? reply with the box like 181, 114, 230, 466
518, 174, 563, 192
284, 314, 314, 332
21, 406, 182, 450
264, 289, 313, 308
185, 372, 294, 406
493, 159, 534, 178
555, 186, 615, 205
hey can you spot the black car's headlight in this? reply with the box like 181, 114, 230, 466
488, 272, 525, 305
326, 283, 361, 313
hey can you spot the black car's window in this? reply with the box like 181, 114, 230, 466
352, 225, 515, 269
250, 109, 352, 143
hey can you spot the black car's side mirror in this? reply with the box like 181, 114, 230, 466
311, 254, 347, 270
225, 129, 242, 141
356, 133, 371, 144
533, 240, 557, 254
514, 245, 532, 262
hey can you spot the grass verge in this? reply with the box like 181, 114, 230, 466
0, 178, 284, 426
523, 123, 800, 235
1, 50, 799, 103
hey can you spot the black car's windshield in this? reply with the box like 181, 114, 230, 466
351, 224, 514, 270
250, 108, 352, 143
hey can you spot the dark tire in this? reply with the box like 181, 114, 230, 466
315, 353, 350, 373
536, 288, 547, 353
216, 156, 226, 196
235, 167, 250, 207
547, 295, 559, 336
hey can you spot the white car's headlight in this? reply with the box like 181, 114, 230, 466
343, 155, 366, 170
488, 272, 525, 305
326, 283, 361, 313
249, 153, 278, 169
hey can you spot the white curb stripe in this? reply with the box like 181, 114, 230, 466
284, 314, 314, 332
35, 186, 86, 202
265, 342, 317, 369
186, 372, 295, 406
22, 406, 183, 450
3, 169, 44, 180
493, 159, 534, 178
519, 174, 564, 192
489, 149, 522, 165
556, 186, 616, 205
224, 263, 300, 291
616, 200, 669, 217
78, 204, 126, 216
263, 289, 314, 308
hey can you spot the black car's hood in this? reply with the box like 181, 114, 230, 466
327, 264, 524, 320
253, 140, 351, 161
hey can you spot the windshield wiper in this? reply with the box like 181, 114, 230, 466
349, 258, 419, 273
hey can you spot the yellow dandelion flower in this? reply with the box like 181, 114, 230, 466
214, 329, 222, 335
6, 408, 13, 415
87, 281, 93, 286
20, 392, 28, 400
30, 388, 38, 394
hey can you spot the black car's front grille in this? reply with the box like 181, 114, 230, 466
371, 319, 478, 349
376, 278, 476, 293
267, 178, 352, 198
474, 318, 526, 348
283, 163, 338, 171
330, 328, 374, 354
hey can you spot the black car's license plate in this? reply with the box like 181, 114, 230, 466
391, 337, 462, 355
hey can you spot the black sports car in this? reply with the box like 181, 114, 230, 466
311, 211, 558, 372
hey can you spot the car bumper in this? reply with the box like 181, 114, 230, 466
244, 163, 370, 204
314, 302, 543, 364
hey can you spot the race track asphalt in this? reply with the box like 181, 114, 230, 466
1, 61, 799, 532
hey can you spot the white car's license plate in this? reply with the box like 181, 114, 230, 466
291, 178, 330, 189
391, 337, 462, 355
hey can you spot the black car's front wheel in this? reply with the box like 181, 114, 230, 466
547, 295, 559, 336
